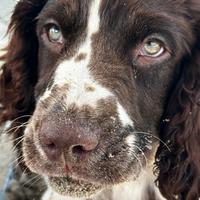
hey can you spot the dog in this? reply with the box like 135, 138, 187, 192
0, 0, 200, 199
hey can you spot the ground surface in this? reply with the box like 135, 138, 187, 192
0, 0, 16, 189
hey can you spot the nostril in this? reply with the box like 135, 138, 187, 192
43, 141, 61, 160
72, 142, 98, 155
46, 142, 57, 150
41, 136, 57, 149
72, 145, 86, 155
40, 136, 61, 159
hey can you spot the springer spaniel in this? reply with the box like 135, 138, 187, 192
0, 0, 200, 199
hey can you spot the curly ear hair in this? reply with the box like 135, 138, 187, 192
155, 2, 200, 200
0, 0, 47, 124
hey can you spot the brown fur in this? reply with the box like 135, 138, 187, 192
0, 0, 200, 199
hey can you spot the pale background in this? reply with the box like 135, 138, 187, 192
0, 0, 15, 43
0, 0, 17, 189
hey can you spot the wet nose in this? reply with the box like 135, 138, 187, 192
39, 122, 99, 160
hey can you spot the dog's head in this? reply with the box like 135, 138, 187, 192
0, 0, 200, 199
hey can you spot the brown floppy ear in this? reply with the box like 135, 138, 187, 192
155, 3, 200, 200
0, 0, 47, 123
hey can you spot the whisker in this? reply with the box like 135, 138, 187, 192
131, 152, 143, 171
11, 152, 34, 169
126, 145, 143, 170
3, 135, 24, 145
22, 174, 41, 187
29, 175, 43, 186
10, 156, 23, 166
12, 156, 26, 169
133, 131, 171, 152
12, 137, 25, 152
9, 115, 32, 125
21, 166, 30, 177
132, 144, 148, 166
4, 122, 28, 135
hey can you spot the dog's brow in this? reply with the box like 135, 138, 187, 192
52, 0, 102, 87
38, 0, 114, 109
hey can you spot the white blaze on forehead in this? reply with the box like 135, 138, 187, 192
37, 0, 135, 129
78, 0, 101, 54
40, 0, 114, 107
55, 0, 102, 86
117, 103, 134, 127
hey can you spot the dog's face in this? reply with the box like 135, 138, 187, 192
16, 0, 194, 198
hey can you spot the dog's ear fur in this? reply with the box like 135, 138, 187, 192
155, 1, 200, 199
0, 0, 47, 123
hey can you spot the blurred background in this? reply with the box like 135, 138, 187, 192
0, 0, 16, 191
0, 0, 15, 44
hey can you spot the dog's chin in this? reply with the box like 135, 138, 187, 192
47, 176, 102, 198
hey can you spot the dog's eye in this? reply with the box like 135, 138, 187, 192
47, 25, 63, 43
133, 36, 171, 66
141, 41, 164, 57
142, 41, 164, 57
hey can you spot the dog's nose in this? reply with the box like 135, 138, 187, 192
39, 122, 99, 160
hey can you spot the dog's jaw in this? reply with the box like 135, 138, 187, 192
42, 165, 166, 200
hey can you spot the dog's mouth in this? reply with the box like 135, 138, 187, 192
48, 176, 102, 198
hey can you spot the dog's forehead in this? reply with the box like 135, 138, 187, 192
37, 0, 188, 109
38, 0, 135, 127
46, 0, 174, 14
40, 0, 183, 39
53, 0, 101, 86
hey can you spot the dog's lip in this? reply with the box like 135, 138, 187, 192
49, 175, 96, 185
47, 176, 102, 198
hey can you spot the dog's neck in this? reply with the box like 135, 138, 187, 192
42, 167, 166, 200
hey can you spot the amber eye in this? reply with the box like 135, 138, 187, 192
141, 40, 164, 57
47, 25, 63, 43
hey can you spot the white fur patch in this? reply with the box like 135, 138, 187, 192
54, 58, 113, 108
0, 121, 12, 134
125, 134, 136, 147
42, 189, 73, 200
40, 0, 113, 108
117, 103, 134, 127
112, 169, 166, 200
39, 90, 52, 102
